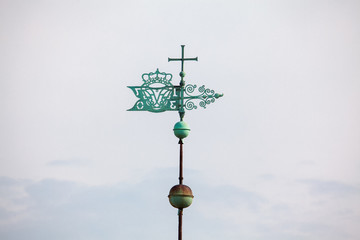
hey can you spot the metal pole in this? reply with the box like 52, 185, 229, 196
178, 209, 183, 240
179, 139, 183, 185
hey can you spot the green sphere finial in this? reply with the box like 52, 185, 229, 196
179, 71, 186, 78
173, 121, 190, 139
168, 184, 194, 209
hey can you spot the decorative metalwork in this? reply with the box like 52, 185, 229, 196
128, 46, 223, 114
183, 84, 223, 110
128, 69, 179, 112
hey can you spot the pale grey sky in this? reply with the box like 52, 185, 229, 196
1, 0, 359, 240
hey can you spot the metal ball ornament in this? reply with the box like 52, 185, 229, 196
179, 71, 186, 77
173, 121, 190, 139
168, 184, 194, 209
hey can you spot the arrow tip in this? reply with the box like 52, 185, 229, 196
215, 93, 224, 99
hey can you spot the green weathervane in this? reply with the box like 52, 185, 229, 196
128, 45, 223, 240
128, 45, 223, 120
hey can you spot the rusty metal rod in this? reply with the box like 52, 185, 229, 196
178, 209, 183, 240
179, 139, 183, 185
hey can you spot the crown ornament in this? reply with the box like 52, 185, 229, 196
141, 68, 173, 86
128, 69, 177, 112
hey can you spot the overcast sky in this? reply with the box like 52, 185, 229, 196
1, 0, 360, 240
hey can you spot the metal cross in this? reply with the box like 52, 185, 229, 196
168, 45, 198, 74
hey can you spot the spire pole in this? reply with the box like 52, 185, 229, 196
128, 45, 223, 240
179, 139, 184, 185
178, 209, 183, 240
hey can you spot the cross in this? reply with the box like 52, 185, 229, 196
168, 45, 198, 74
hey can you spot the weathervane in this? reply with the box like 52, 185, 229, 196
128, 45, 223, 240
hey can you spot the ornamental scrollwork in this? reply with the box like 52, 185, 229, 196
128, 70, 223, 113
183, 84, 223, 110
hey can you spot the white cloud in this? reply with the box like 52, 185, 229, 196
1, 172, 359, 240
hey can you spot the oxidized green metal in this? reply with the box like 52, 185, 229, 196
127, 69, 179, 112
168, 45, 198, 85
168, 184, 194, 209
182, 84, 224, 110
173, 121, 191, 139
169, 45, 198, 120
127, 72, 223, 112
128, 45, 223, 114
